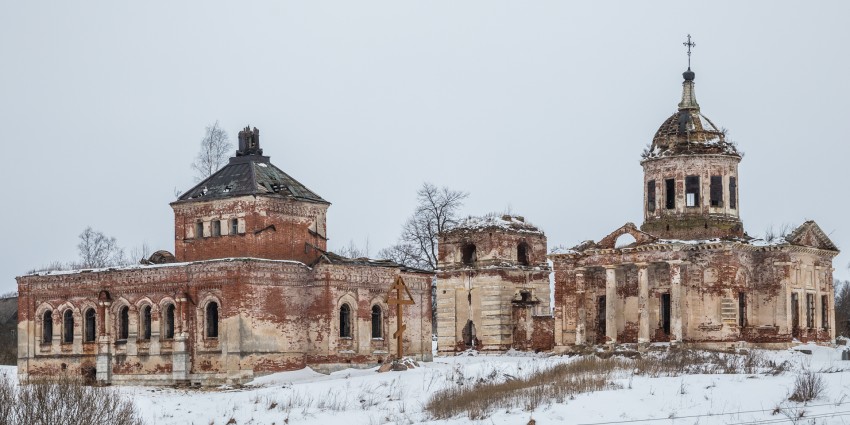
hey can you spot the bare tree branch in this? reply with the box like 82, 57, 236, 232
76, 227, 126, 268
191, 121, 232, 182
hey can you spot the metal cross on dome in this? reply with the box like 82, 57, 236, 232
683, 34, 696, 69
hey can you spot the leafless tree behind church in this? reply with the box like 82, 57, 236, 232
192, 121, 232, 181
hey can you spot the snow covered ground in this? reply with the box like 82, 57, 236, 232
2, 344, 850, 424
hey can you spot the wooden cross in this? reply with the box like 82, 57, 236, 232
386, 276, 415, 360
683, 34, 696, 69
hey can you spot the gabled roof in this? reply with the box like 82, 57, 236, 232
176, 155, 328, 204
785, 221, 839, 252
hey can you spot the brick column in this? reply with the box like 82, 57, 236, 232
668, 260, 684, 345
636, 263, 650, 346
575, 268, 586, 345
96, 300, 112, 384
605, 266, 617, 346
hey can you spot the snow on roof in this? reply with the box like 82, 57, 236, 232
21, 257, 309, 278
452, 214, 542, 234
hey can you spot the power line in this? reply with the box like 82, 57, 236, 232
576, 402, 847, 425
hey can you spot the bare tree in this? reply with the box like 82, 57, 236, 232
835, 278, 850, 337
191, 121, 232, 182
336, 238, 371, 259
380, 183, 468, 271
128, 242, 151, 265
76, 227, 126, 268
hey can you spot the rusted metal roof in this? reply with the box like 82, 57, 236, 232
176, 154, 328, 204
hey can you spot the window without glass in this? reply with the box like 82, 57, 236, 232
84, 308, 96, 342
729, 177, 737, 209
685, 176, 700, 207
647, 180, 656, 212
371, 305, 382, 339
461, 244, 477, 265
339, 304, 351, 338
63, 310, 74, 343
806, 294, 815, 328
141, 306, 152, 340
163, 304, 175, 339
212, 220, 221, 237
206, 302, 219, 338
517, 243, 529, 266
710, 176, 723, 207
42, 310, 53, 343
738, 292, 747, 327
230, 218, 239, 235
118, 306, 129, 340
822, 295, 829, 329
665, 179, 675, 209
195, 221, 204, 238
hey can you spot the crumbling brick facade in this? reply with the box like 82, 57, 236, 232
436, 215, 552, 354
17, 128, 432, 385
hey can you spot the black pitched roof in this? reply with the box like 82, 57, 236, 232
176, 155, 328, 204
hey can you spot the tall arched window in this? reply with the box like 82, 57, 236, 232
84, 308, 96, 342
140, 305, 152, 340
339, 304, 351, 338
163, 304, 175, 339
63, 310, 74, 343
42, 310, 53, 344
517, 242, 529, 266
371, 305, 382, 339
205, 302, 219, 338
118, 306, 129, 340
461, 244, 477, 265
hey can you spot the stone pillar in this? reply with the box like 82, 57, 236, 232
172, 295, 190, 384
636, 263, 650, 346
605, 266, 617, 346
96, 301, 112, 384
669, 261, 684, 345
575, 268, 586, 346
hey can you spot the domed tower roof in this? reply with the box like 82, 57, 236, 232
645, 69, 740, 158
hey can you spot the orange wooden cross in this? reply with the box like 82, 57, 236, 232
386, 275, 415, 360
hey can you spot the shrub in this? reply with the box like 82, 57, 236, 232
788, 371, 825, 402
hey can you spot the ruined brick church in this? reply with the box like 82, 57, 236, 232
437, 64, 838, 353
16, 127, 432, 385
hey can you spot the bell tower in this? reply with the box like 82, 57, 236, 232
640, 36, 744, 240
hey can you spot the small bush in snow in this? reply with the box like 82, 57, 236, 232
788, 371, 825, 402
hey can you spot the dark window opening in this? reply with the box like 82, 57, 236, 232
339, 304, 351, 338
118, 306, 129, 340
710, 175, 723, 207
195, 221, 204, 239
665, 179, 675, 210
806, 294, 815, 328
597, 296, 606, 342
63, 310, 74, 344
661, 293, 671, 335
230, 218, 239, 235
371, 305, 382, 339
822, 295, 829, 329
520, 290, 532, 302
791, 293, 799, 335
164, 304, 175, 339
738, 292, 747, 327
462, 320, 476, 348
647, 180, 656, 212
461, 244, 477, 265
517, 243, 529, 266
685, 175, 700, 207
141, 306, 152, 340
729, 177, 737, 209
84, 308, 96, 342
206, 302, 219, 338
212, 220, 221, 237
42, 310, 53, 343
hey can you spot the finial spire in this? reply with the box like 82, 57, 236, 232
683, 34, 695, 70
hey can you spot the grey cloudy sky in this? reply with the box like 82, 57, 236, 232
1, 1, 849, 294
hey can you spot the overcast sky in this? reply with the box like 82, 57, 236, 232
1, 1, 848, 294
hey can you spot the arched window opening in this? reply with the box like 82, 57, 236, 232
63, 310, 74, 343
42, 310, 53, 344
339, 304, 351, 338
140, 305, 152, 340
84, 308, 96, 342
118, 306, 129, 340
462, 320, 476, 348
371, 305, 382, 339
517, 243, 529, 266
206, 302, 219, 338
615, 233, 637, 249
164, 304, 175, 339
461, 244, 477, 265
